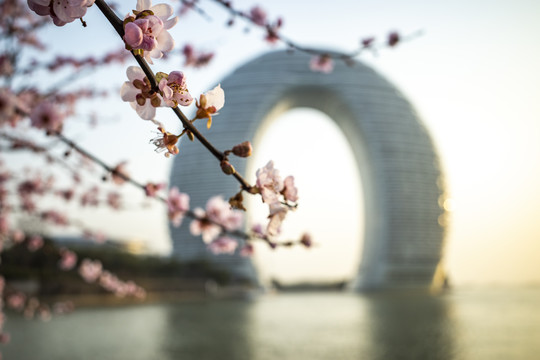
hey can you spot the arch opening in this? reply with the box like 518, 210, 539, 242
246, 107, 365, 286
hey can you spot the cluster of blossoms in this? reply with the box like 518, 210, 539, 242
255, 161, 298, 236
123, 0, 177, 63
121, 64, 224, 126
78, 258, 145, 298
166, 188, 246, 255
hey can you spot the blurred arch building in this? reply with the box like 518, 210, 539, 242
169, 50, 447, 290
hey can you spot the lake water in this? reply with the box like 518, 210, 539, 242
3, 287, 540, 359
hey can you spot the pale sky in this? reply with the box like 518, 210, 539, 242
18, 0, 540, 286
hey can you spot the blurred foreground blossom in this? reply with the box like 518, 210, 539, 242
309, 54, 334, 73
30, 101, 64, 133
208, 236, 238, 255
78, 259, 103, 283
167, 187, 190, 226
58, 248, 77, 270
27, 0, 95, 26
190, 196, 243, 244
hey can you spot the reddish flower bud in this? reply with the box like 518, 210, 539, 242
232, 141, 253, 157
300, 233, 312, 248
388, 32, 400, 47
220, 160, 236, 175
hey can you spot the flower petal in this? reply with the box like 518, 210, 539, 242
120, 82, 138, 102
124, 22, 143, 48
150, 3, 173, 19
135, 103, 156, 120
136, 0, 151, 11
156, 30, 174, 52
126, 66, 145, 82
148, 48, 163, 60
163, 16, 178, 30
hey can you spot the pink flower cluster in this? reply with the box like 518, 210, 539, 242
190, 196, 243, 250
99, 271, 146, 298
158, 71, 193, 108
123, 0, 177, 63
27, 0, 95, 26
255, 161, 298, 236
78, 258, 103, 283
167, 187, 190, 226
30, 101, 65, 133
58, 248, 77, 270
310, 55, 334, 74
182, 44, 214, 68
78, 259, 145, 298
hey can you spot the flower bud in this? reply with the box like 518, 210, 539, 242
220, 160, 235, 175
232, 141, 253, 158
300, 233, 312, 248
229, 191, 246, 211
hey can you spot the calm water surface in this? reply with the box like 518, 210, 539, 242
3, 287, 540, 359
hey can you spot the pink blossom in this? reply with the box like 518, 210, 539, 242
41, 210, 69, 226
256, 160, 284, 204
27, 0, 95, 26
124, 0, 178, 63
7, 293, 26, 311
80, 186, 99, 207
240, 243, 254, 257
362, 37, 375, 48
195, 84, 225, 128
158, 71, 193, 107
249, 6, 267, 26
107, 192, 121, 209
78, 259, 102, 283
267, 202, 287, 236
182, 44, 214, 67
151, 126, 180, 157
56, 188, 75, 201
0, 88, 23, 127
310, 55, 334, 74
111, 161, 128, 185
208, 237, 238, 255
190, 196, 243, 244
282, 175, 298, 202
167, 187, 190, 226
205, 196, 243, 231
124, 16, 164, 52
12, 229, 25, 243
190, 207, 221, 244
30, 101, 64, 133
58, 248, 77, 270
83, 230, 106, 243
120, 66, 161, 120
144, 182, 166, 197
251, 223, 265, 237
27, 235, 44, 252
